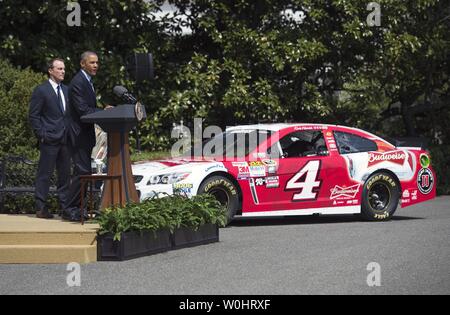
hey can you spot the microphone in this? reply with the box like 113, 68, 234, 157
113, 85, 138, 104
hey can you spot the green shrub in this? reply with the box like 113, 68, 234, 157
95, 194, 227, 241
130, 151, 170, 163
0, 58, 45, 159
0, 194, 61, 215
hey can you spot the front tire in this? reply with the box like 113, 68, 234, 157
361, 172, 400, 221
198, 176, 239, 224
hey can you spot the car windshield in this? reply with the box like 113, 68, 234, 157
183, 129, 273, 159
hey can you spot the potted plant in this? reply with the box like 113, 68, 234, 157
169, 194, 226, 249
95, 194, 226, 261
95, 201, 172, 261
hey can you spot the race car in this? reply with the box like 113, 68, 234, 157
132, 124, 436, 223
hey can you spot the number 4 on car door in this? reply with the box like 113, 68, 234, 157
285, 160, 322, 201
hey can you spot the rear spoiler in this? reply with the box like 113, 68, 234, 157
385, 137, 429, 149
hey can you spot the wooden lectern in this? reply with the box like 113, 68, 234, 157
81, 104, 146, 210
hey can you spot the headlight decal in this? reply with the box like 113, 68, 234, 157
147, 172, 191, 186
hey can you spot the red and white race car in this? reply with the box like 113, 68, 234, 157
132, 124, 436, 223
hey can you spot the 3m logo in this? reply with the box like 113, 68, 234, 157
330, 184, 361, 200
368, 150, 406, 167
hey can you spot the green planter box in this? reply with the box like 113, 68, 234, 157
171, 224, 219, 250
97, 224, 220, 261
97, 229, 171, 261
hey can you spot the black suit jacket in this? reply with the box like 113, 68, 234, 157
29, 81, 72, 146
68, 71, 102, 148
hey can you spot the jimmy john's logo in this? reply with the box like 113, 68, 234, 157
417, 168, 434, 195
330, 184, 361, 200
368, 150, 406, 167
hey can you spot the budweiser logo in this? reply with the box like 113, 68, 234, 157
330, 184, 361, 200
368, 150, 406, 167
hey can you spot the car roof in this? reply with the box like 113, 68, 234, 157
226, 123, 333, 132
226, 123, 395, 147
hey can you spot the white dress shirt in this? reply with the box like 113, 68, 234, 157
48, 79, 66, 112
81, 69, 95, 92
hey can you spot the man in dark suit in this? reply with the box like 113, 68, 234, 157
29, 58, 72, 219
64, 51, 110, 221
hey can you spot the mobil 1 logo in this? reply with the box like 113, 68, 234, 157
417, 168, 434, 194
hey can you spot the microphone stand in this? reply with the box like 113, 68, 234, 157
133, 85, 142, 154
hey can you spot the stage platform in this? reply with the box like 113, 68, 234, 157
0, 215, 99, 264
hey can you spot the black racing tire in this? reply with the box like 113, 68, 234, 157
361, 172, 400, 221
198, 176, 239, 224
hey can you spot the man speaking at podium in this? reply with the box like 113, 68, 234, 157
64, 51, 111, 221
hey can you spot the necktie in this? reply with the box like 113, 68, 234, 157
57, 85, 65, 113
89, 79, 95, 92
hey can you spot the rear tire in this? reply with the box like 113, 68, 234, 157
361, 172, 400, 221
198, 176, 239, 224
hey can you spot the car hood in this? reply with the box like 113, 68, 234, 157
132, 158, 221, 175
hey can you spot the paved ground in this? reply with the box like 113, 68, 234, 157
0, 197, 449, 295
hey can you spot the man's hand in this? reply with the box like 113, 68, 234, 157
104, 105, 114, 110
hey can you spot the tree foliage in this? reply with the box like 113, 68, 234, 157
0, 59, 45, 158
0, 1, 449, 192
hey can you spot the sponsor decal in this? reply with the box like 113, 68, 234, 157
374, 212, 390, 220
249, 165, 266, 177
173, 183, 194, 195
263, 160, 278, 174
267, 166, 277, 174
255, 178, 265, 186
401, 199, 411, 204
233, 162, 250, 179
248, 161, 266, 177
294, 125, 327, 131
417, 168, 434, 194
411, 190, 418, 201
330, 184, 361, 200
366, 174, 397, 190
420, 154, 431, 169
205, 164, 226, 172
368, 150, 406, 167
262, 160, 277, 167
402, 190, 410, 198
174, 188, 193, 195
204, 179, 237, 196
254, 176, 280, 188
173, 183, 194, 189
266, 176, 280, 188
329, 143, 337, 149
